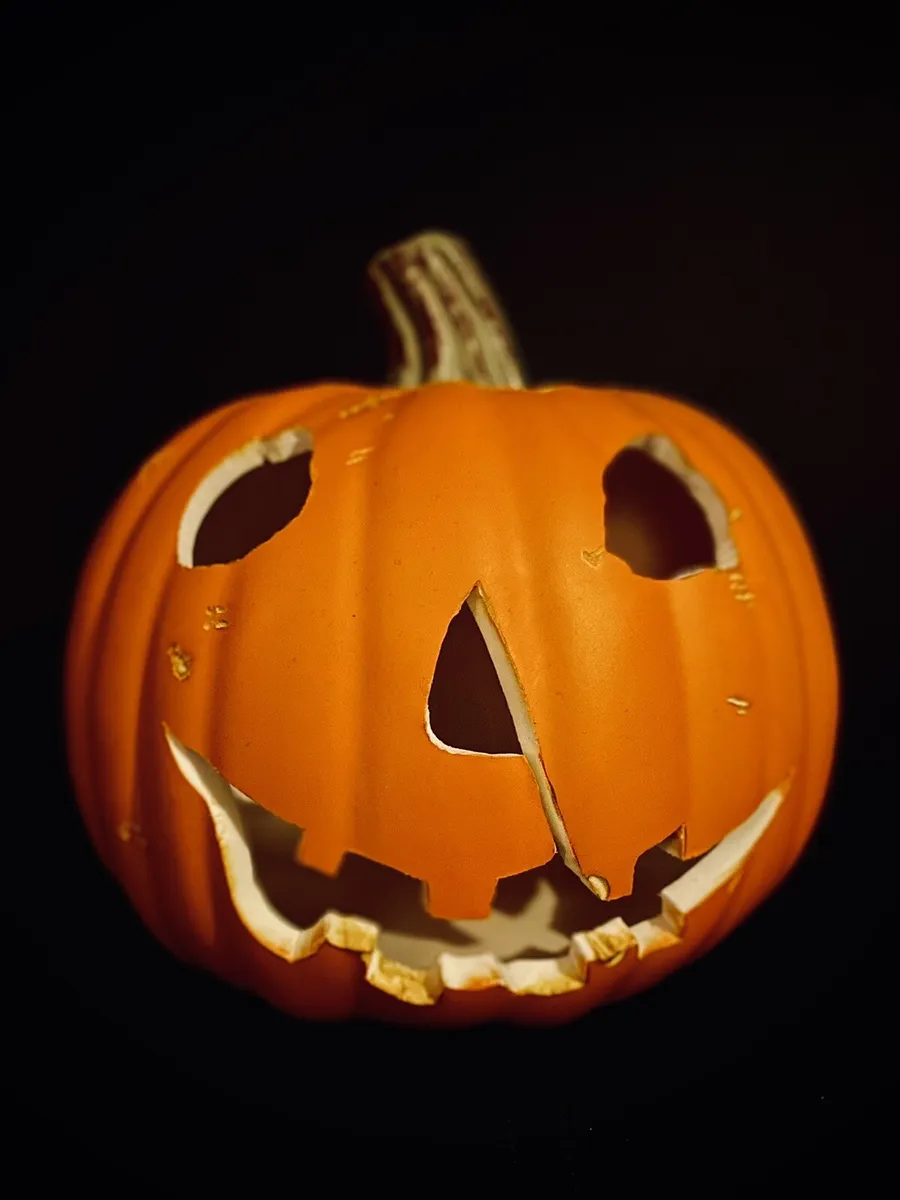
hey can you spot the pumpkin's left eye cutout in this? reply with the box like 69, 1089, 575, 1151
603, 434, 738, 579
178, 429, 314, 567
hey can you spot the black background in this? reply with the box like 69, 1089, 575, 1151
2, 8, 897, 1192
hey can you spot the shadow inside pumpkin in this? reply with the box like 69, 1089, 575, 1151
239, 796, 699, 968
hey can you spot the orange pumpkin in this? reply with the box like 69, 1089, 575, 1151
65, 232, 838, 1025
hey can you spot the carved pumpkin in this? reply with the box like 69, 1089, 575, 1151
65, 232, 838, 1025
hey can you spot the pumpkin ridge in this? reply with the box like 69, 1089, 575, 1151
616, 390, 776, 854
654, 395, 833, 893
73, 402, 244, 868
649, 394, 811, 848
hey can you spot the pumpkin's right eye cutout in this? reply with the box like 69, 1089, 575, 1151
178, 429, 314, 568
603, 434, 738, 579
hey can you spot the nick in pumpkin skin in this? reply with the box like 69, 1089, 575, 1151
66, 233, 838, 1019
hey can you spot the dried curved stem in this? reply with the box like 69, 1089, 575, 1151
368, 230, 526, 389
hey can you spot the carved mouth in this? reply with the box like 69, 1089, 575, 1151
166, 728, 787, 1005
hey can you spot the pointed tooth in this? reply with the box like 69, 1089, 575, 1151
364, 948, 442, 1005
500, 955, 584, 996
422, 875, 497, 921
573, 918, 636, 966
323, 912, 379, 954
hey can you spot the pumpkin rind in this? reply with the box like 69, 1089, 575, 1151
66, 376, 838, 1025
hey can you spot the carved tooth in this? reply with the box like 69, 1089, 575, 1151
447, 876, 569, 959
323, 912, 379, 954
364, 949, 442, 1006
573, 917, 636, 966
500, 954, 584, 997
630, 914, 683, 958
436, 952, 504, 992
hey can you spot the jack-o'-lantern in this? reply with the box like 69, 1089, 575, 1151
65, 232, 838, 1025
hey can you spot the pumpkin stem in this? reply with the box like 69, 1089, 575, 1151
368, 230, 526, 388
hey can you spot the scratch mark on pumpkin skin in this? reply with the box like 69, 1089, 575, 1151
727, 696, 752, 715
346, 447, 374, 466
727, 571, 756, 603
167, 644, 193, 681
581, 547, 605, 568
339, 394, 392, 419
118, 821, 147, 847
203, 605, 229, 631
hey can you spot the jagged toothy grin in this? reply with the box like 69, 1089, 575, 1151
166, 727, 788, 1006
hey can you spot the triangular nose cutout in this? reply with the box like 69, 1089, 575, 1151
427, 592, 523, 755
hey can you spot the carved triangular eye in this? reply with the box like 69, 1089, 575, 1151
603, 435, 735, 579
178, 429, 313, 567
427, 595, 522, 755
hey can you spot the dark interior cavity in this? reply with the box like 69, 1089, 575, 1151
241, 797, 699, 968
427, 599, 522, 755
192, 450, 313, 566
603, 447, 716, 579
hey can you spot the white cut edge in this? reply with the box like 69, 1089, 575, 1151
176, 428, 314, 567
629, 781, 787, 957
630, 433, 740, 571
424, 707, 520, 758
164, 727, 379, 963
464, 587, 609, 895
165, 726, 789, 1005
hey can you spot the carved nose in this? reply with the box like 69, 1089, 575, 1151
427, 591, 522, 756
427, 586, 610, 911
